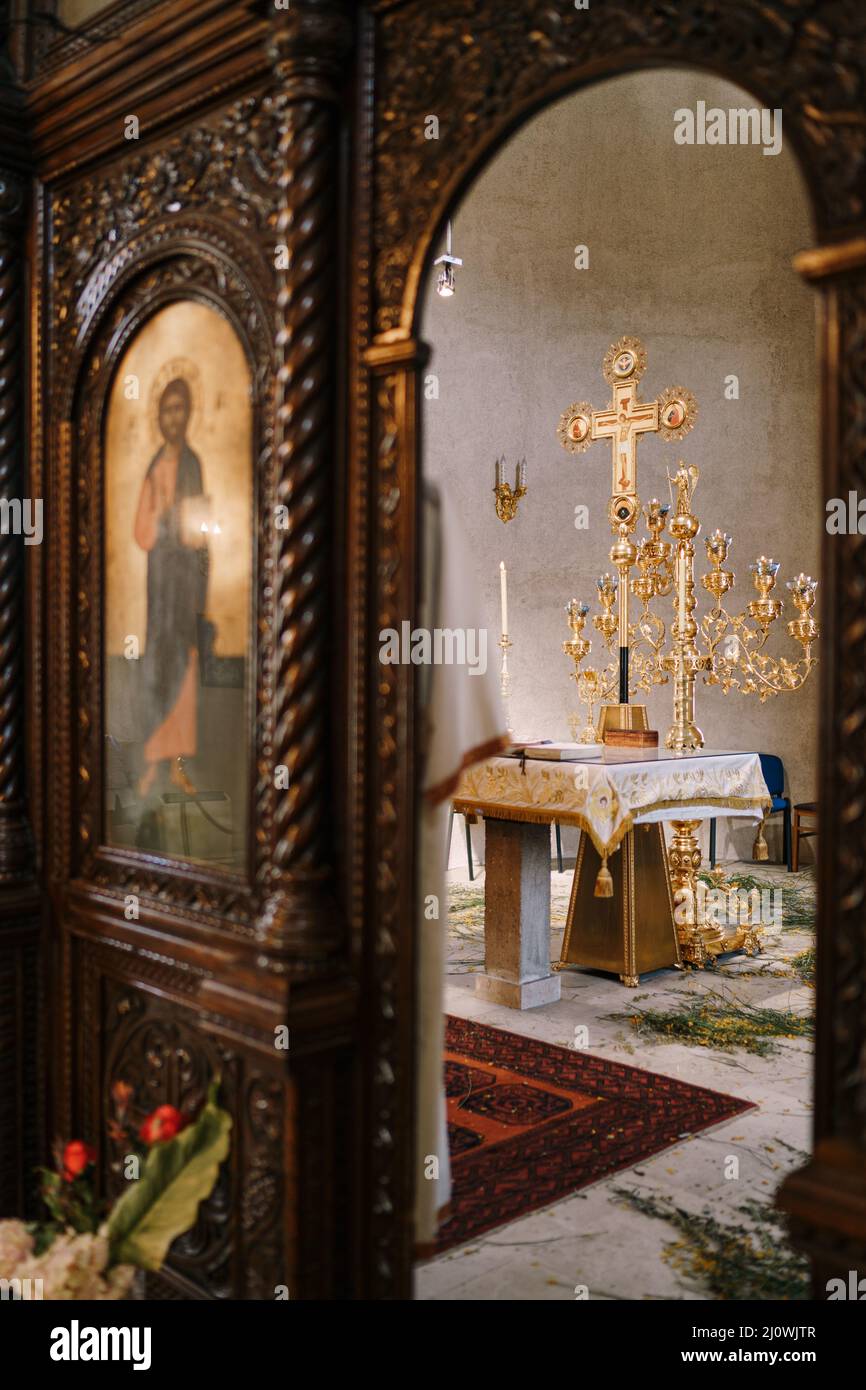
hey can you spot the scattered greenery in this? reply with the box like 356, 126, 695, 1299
607, 995, 813, 1056
613, 1187, 809, 1300
790, 947, 815, 983
447, 889, 486, 919
697, 869, 816, 931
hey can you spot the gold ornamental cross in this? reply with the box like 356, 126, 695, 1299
557, 336, 697, 503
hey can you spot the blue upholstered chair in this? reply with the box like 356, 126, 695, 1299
708, 752, 792, 871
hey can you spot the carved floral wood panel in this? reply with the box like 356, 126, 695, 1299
371, 0, 866, 337
91, 965, 286, 1300
823, 275, 866, 1148
15, 0, 866, 1299
43, 50, 350, 1294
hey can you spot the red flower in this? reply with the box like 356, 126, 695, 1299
140, 1104, 185, 1145
62, 1140, 96, 1183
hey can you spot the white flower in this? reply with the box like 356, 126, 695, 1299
16, 1229, 134, 1300
0, 1219, 34, 1277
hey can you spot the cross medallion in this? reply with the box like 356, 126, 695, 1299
557, 336, 697, 513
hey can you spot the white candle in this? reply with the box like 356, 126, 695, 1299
518, 458, 526, 489
500, 560, 508, 635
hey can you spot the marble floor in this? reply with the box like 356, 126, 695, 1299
414, 859, 815, 1301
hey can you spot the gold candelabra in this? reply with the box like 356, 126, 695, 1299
700, 545, 819, 701
562, 592, 618, 742
562, 463, 819, 750
561, 512, 684, 743
493, 456, 527, 523
555, 336, 818, 968
561, 465, 818, 964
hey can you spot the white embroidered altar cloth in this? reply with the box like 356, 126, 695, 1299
453, 749, 770, 857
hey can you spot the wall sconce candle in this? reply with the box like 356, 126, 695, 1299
493, 455, 528, 523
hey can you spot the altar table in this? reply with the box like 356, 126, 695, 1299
452, 748, 770, 1008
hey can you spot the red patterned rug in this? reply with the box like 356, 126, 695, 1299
431, 1015, 755, 1254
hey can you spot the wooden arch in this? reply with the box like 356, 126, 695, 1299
355, 0, 866, 1296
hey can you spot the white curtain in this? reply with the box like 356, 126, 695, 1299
414, 481, 507, 1247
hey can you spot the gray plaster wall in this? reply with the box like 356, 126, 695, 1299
423, 69, 820, 867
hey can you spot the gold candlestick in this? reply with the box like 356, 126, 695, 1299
563, 599, 616, 743
664, 463, 705, 751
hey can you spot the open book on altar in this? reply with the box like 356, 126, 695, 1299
506, 741, 604, 760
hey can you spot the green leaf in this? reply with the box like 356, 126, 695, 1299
106, 1092, 231, 1271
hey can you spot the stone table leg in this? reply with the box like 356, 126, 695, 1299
476, 818, 561, 1009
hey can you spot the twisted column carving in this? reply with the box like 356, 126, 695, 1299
260, 2, 352, 945
0, 169, 31, 883
824, 273, 866, 1147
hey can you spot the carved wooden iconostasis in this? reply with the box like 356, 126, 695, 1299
0, 0, 864, 1303
1, 0, 356, 1300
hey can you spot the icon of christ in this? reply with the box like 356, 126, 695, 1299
133, 376, 211, 799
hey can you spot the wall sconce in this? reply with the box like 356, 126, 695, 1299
434, 220, 463, 297
493, 456, 527, 523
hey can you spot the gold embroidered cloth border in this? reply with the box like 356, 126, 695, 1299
452, 751, 771, 858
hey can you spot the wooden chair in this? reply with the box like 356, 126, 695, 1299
792, 802, 818, 871
709, 752, 792, 870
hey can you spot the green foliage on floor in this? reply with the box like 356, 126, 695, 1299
609, 995, 813, 1056
448, 889, 486, 918
697, 869, 816, 930
613, 1187, 809, 1300
790, 947, 815, 982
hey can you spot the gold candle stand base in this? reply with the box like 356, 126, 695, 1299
669, 819, 763, 967
664, 717, 704, 754
597, 703, 650, 737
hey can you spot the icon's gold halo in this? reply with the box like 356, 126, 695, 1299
658, 385, 698, 441
148, 357, 204, 447
557, 400, 594, 454
602, 336, 647, 387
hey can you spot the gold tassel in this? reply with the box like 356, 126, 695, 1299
594, 853, 613, 898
